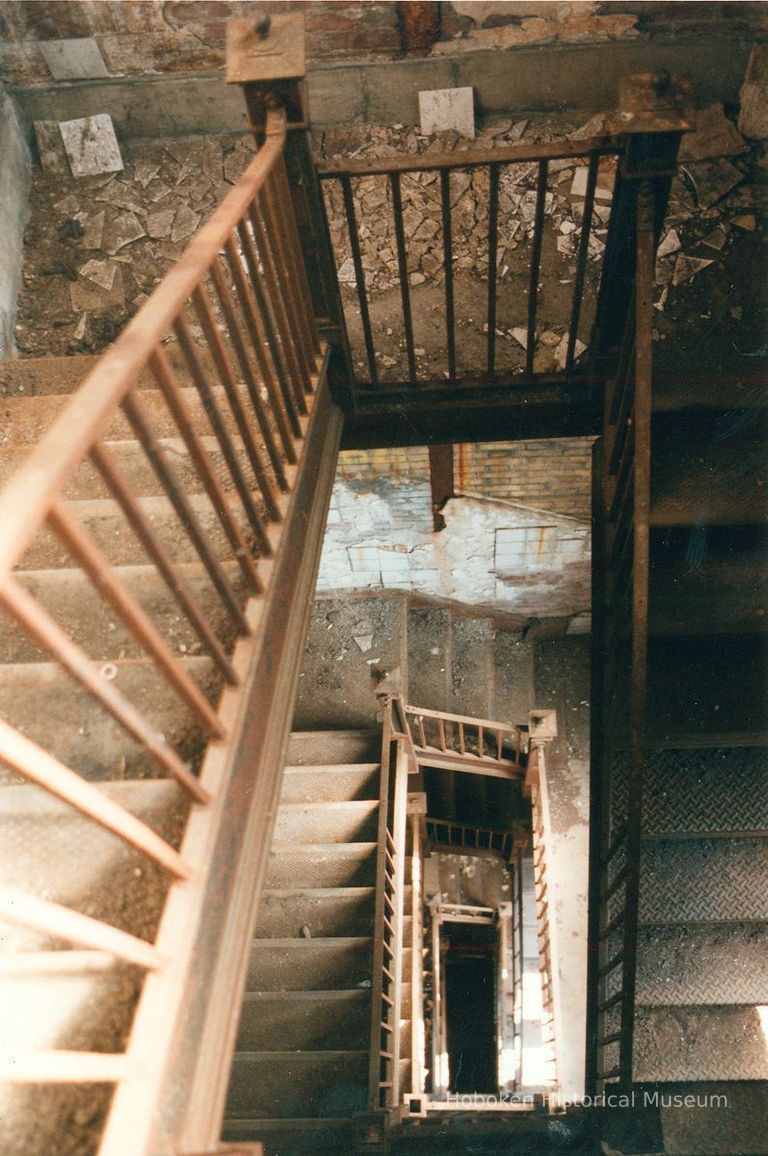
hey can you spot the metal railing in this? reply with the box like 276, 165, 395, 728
425, 817, 518, 860
403, 703, 528, 778
0, 95, 335, 1155
317, 136, 622, 402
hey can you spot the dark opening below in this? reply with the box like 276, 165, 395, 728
445, 950, 497, 1094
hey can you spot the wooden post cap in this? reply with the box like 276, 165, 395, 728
226, 13, 306, 85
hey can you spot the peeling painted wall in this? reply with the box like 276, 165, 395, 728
0, 85, 30, 356
316, 478, 590, 621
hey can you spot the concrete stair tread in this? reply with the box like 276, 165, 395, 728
0, 656, 217, 783
0, 779, 186, 950
287, 730, 380, 766
635, 1005, 768, 1082
637, 922, 768, 1006
4, 561, 243, 662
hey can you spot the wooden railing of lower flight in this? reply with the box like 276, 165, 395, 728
402, 703, 528, 779
524, 740, 559, 1087
0, 94, 345, 1156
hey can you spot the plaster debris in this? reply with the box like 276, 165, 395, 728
59, 114, 124, 178
171, 205, 201, 243
510, 327, 528, 350
34, 121, 68, 174
79, 259, 118, 291
353, 634, 374, 653
732, 214, 757, 231
337, 257, 357, 286
146, 209, 175, 239
419, 87, 475, 139
672, 254, 714, 287
104, 211, 145, 254
81, 210, 106, 249
657, 229, 682, 259
554, 333, 586, 369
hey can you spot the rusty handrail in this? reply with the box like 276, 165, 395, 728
0, 108, 287, 584
404, 702, 528, 773
525, 742, 559, 1087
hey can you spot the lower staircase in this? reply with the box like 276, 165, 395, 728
223, 728, 382, 1153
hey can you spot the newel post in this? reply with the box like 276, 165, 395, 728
588, 70, 693, 382
226, 13, 355, 409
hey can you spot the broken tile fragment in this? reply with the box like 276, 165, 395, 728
672, 254, 714, 286
103, 211, 145, 254
69, 265, 124, 311
170, 205, 201, 244
509, 327, 528, 350
146, 209, 175, 239
679, 104, 748, 162
79, 259, 118, 291
59, 114, 124, 178
657, 228, 682, 259
40, 37, 109, 81
133, 159, 161, 188
554, 333, 586, 369
732, 213, 757, 231
81, 210, 106, 249
419, 88, 475, 139
701, 226, 727, 251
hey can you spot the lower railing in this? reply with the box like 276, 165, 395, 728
403, 703, 527, 778
0, 100, 344, 1156
525, 741, 558, 1086
369, 692, 411, 1114
426, 818, 518, 860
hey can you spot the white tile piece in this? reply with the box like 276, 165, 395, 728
59, 114, 123, 178
418, 87, 475, 139
657, 228, 682, 258
40, 38, 109, 81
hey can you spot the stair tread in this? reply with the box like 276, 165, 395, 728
635, 1005, 768, 1082
243, 989, 369, 1000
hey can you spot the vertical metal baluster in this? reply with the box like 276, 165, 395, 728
567, 151, 600, 372
440, 168, 457, 383
260, 172, 316, 387
390, 172, 417, 383
273, 156, 321, 356
487, 163, 501, 378
526, 160, 549, 376
341, 174, 378, 387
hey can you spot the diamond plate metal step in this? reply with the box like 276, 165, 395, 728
639, 837, 768, 923
265, 843, 377, 889
254, 888, 376, 939
272, 800, 379, 845
279, 763, 380, 803
226, 1050, 368, 1119
286, 730, 380, 766
236, 989, 370, 1052
245, 937, 373, 993
636, 922, 768, 1006
635, 1006, 768, 1082
643, 747, 768, 834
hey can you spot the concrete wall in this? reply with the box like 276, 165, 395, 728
533, 636, 591, 1097
0, 83, 30, 357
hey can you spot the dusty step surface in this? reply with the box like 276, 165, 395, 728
407, 606, 451, 712
222, 1115, 358, 1151
656, 1081, 768, 1155
635, 1005, 768, 1082
246, 937, 373, 992
636, 923, 768, 1006
0, 778, 186, 948
0, 657, 217, 783
639, 837, 768, 923
642, 746, 768, 835
273, 800, 379, 845
226, 1049, 368, 1119
0, 437, 255, 501
4, 563, 244, 664
254, 888, 376, 939
265, 843, 377, 889
236, 989, 370, 1051
287, 730, 381, 766
451, 615, 494, 719
294, 594, 408, 731
0, 347, 219, 397
19, 493, 253, 570
279, 763, 379, 803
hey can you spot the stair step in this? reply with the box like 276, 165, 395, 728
651, 1081, 768, 1156
294, 594, 408, 730
265, 844, 377, 889
643, 747, 768, 835
0, 657, 216, 783
236, 990, 370, 1051
279, 763, 380, 803
3, 563, 243, 663
0, 384, 258, 446
0, 437, 253, 501
0, 779, 186, 949
635, 1006, 768, 1082
222, 1116, 357, 1151
19, 493, 252, 570
0, 964, 141, 1051
637, 923, 768, 1006
254, 888, 375, 939
407, 607, 451, 712
226, 1050, 368, 1119
287, 730, 380, 766
273, 801, 378, 845
246, 938, 373, 992
640, 837, 768, 923
651, 417, 767, 527
450, 616, 494, 719
0, 354, 152, 396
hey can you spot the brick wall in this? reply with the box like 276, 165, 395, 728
1, 1, 764, 89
